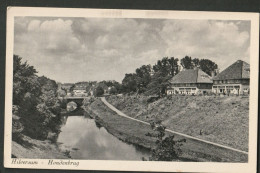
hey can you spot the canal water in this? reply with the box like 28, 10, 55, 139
57, 114, 151, 160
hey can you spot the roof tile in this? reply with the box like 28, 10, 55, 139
170, 69, 212, 84
213, 60, 250, 80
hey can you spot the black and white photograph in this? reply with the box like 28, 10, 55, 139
4, 7, 259, 172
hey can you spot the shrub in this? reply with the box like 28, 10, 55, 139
145, 120, 186, 161
82, 97, 95, 106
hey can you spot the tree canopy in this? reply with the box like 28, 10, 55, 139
13, 55, 62, 140
121, 55, 218, 95
180, 56, 218, 76
121, 57, 179, 95
94, 86, 104, 97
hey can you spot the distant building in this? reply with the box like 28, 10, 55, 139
167, 68, 213, 95
73, 86, 87, 96
212, 60, 250, 95
75, 82, 90, 88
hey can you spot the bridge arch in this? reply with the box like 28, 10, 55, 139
63, 97, 86, 110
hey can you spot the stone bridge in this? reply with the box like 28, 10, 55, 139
63, 96, 87, 108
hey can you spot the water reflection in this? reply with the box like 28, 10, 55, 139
57, 115, 150, 160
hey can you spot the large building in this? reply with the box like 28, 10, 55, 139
212, 60, 250, 95
167, 68, 213, 95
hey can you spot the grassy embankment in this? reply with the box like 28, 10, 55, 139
106, 95, 249, 152
83, 97, 248, 162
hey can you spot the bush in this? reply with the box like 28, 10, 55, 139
145, 120, 186, 161
82, 97, 95, 106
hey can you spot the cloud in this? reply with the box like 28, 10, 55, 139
14, 17, 250, 83
159, 20, 250, 70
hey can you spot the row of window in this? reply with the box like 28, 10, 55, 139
213, 79, 249, 84
213, 85, 240, 89
172, 83, 212, 87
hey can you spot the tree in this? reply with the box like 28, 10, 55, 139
168, 57, 179, 77
146, 57, 179, 96
145, 71, 171, 96
113, 81, 123, 93
13, 55, 44, 138
58, 88, 67, 97
153, 57, 171, 76
13, 55, 41, 105
12, 55, 62, 140
135, 65, 152, 93
199, 59, 218, 76
100, 80, 123, 94
180, 56, 218, 76
181, 56, 193, 69
192, 58, 200, 68
109, 86, 117, 95
122, 73, 138, 93
145, 120, 186, 161
94, 86, 104, 97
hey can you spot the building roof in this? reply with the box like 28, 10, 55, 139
169, 68, 212, 84
213, 60, 250, 80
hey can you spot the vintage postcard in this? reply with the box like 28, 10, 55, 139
4, 7, 259, 172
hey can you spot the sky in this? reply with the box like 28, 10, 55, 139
14, 17, 250, 83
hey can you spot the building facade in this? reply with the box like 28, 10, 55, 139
167, 68, 213, 95
73, 86, 87, 96
212, 60, 250, 95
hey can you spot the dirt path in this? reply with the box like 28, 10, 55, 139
101, 97, 248, 155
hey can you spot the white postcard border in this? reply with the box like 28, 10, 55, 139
4, 7, 259, 172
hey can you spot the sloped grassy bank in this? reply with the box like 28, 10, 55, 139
82, 98, 248, 162
106, 95, 249, 152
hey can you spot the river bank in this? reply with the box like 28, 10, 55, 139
11, 110, 72, 159
106, 95, 249, 151
83, 98, 248, 162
